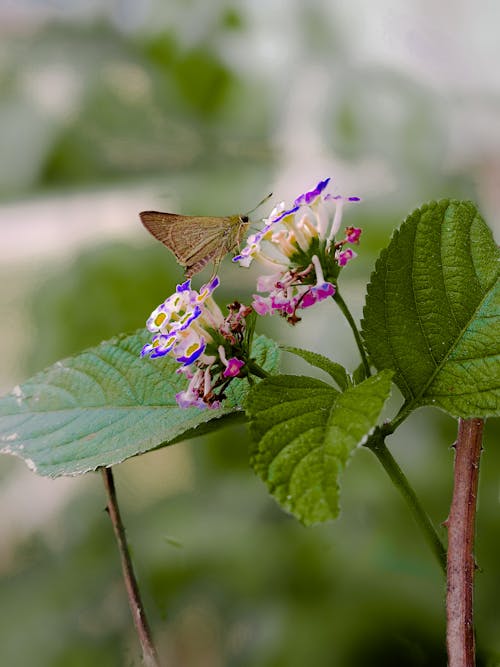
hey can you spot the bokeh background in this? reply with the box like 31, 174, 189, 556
0, 1, 499, 665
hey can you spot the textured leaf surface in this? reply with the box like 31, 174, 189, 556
362, 200, 499, 418
247, 370, 392, 525
281, 345, 349, 390
0, 332, 279, 477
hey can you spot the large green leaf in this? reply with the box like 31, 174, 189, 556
362, 199, 499, 418
246, 370, 393, 526
0, 331, 279, 477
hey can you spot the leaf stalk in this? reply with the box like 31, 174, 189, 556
247, 360, 270, 379
365, 429, 447, 574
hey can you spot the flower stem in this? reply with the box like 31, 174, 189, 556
332, 291, 371, 378
366, 429, 447, 574
101, 467, 161, 667
247, 360, 270, 379
445, 418, 483, 667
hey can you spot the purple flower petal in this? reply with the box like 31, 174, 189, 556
252, 294, 272, 315
176, 338, 206, 365
336, 248, 357, 267
294, 178, 331, 206
223, 358, 245, 378
270, 204, 300, 224
312, 282, 335, 300
150, 347, 170, 359
204, 275, 220, 293
345, 226, 362, 244
177, 279, 192, 293
300, 290, 318, 308
175, 304, 202, 331
175, 391, 206, 409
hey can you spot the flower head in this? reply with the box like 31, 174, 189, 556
336, 247, 357, 267
234, 178, 362, 324
142, 278, 252, 409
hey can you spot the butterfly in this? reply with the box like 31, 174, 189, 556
139, 195, 271, 278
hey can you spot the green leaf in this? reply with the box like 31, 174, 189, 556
362, 200, 499, 418
352, 362, 367, 385
0, 332, 279, 477
246, 370, 393, 525
281, 345, 350, 390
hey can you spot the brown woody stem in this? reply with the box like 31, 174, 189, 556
101, 467, 161, 667
446, 418, 484, 667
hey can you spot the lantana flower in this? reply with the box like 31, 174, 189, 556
141, 277, 252, 409
233, 178, 361, 324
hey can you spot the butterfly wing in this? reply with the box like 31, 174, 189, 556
139, 211, 245, 277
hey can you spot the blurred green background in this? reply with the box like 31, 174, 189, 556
0, 2, 499, 665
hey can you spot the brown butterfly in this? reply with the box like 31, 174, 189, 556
139, 195, 271, 278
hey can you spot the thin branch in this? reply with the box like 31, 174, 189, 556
101, 467, 161, 667
366, 429, 447, 573
445, 418, 484, 667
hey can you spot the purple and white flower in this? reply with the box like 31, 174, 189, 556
233, 178, 362, 324
142, 278, 250, 409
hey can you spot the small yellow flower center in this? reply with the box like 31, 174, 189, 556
154, 312, 167, 327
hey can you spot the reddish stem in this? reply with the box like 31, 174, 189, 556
101, 467, 161, 667
446, 418, 484, 667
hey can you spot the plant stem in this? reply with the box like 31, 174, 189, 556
446, 418, 483, 667
247, 360, 270, 379
366, 430, 447, 574
384, 401, 414, 434
101, 467, 161, 667
332, 291, 447, 572
332, 291, 371, 378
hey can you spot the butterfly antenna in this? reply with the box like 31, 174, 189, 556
246, 192, 273, 216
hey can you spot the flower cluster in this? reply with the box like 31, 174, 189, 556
233, 178, 361, 324
141, 277, 251, 409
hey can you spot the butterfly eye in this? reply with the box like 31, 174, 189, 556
240, 215, 249, 223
